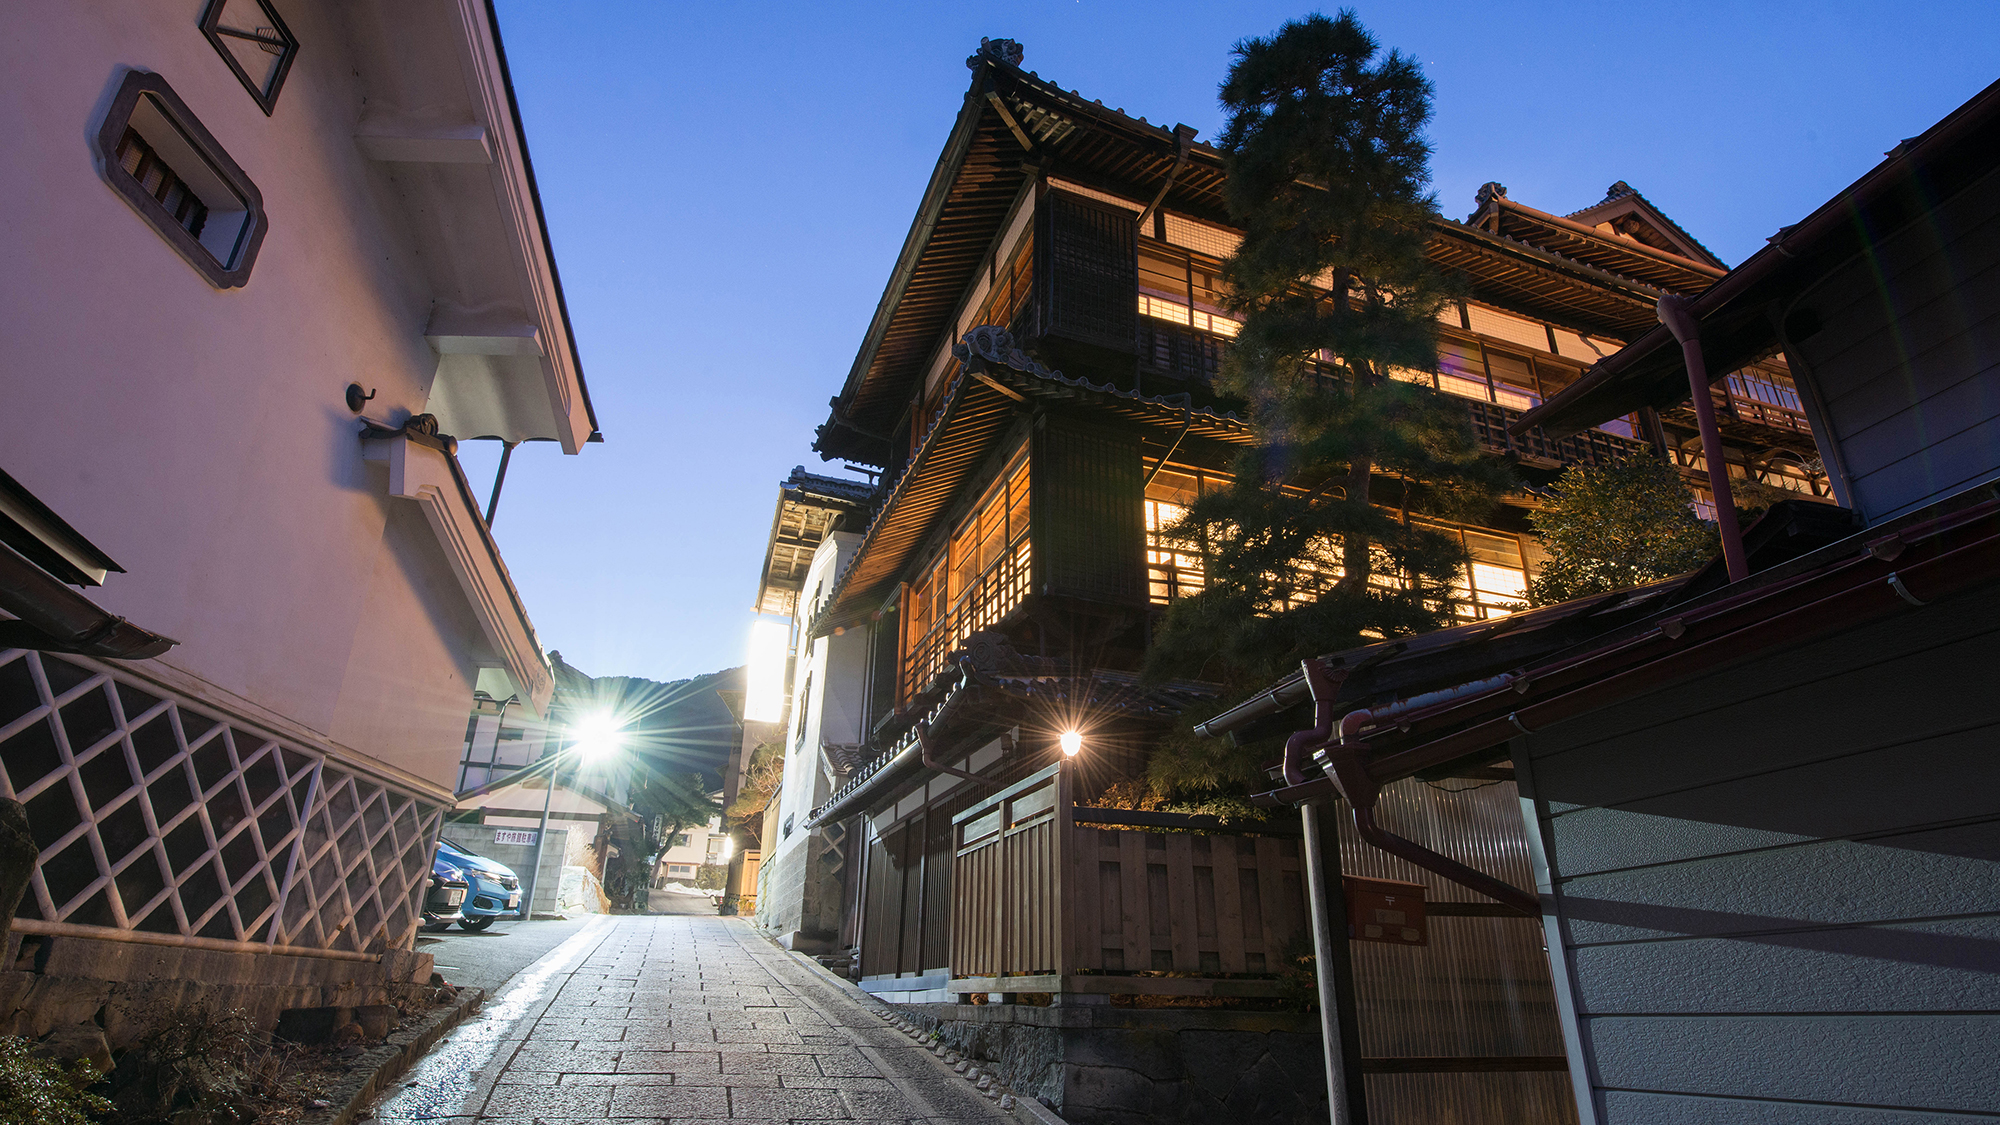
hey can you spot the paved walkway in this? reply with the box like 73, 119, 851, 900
375, 914, 1020, 1124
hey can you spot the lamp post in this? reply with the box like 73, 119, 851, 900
516, 709, 624, 921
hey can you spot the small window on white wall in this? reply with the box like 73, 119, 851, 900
96, 71, 267, 288
199, 0, 299, 115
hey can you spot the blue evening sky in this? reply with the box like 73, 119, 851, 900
472, 1, 1999, 684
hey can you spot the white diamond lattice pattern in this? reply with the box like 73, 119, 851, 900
0, 648, 443, 953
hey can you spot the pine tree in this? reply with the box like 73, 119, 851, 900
1527, 457, 1717, 604
1143, 11, 1512, 793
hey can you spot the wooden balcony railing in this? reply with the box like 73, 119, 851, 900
1463, 398, 1654, 468
948, 760, 1308, 999
902, 540, 1031, 698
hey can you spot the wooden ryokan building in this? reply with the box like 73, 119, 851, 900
746, 38, 1829, 1123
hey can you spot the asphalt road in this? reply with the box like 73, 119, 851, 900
417, 917, 592, 995
416, 896, 721, 994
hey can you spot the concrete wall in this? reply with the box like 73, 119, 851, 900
439, 822, 569, 917
1520, 583, 2000, 1121
0, 930, 433, 1050
906, 1003, 1337, 1125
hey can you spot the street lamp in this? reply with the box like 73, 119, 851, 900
519, 708, 626, 920
1059, 730, 1083, 757
572, 711, 625, 763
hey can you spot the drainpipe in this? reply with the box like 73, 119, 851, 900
1658, 294, 1749, 582
1299, 800, 1366, 1125
1316, 712, 1540, 917
1282, 659, 1348, 785
917, 723, 994, 789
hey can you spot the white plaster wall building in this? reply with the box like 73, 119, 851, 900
0, 0, 596, 1025
753, 531, 869, 947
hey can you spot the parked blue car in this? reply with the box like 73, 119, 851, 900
422, 855, 468, 929
435, 839, 522, 931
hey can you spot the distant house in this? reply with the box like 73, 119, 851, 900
0, 2, 596, 1031
1210, 78, 2000, 1122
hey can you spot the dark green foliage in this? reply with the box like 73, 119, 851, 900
629, 770, 721, 891
0, 1036, 109, 1125
1143, 11, 1512, 795
1216, 10, 1456, 399
1527, 457, 1716, 604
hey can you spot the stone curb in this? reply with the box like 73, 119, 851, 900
296, 986, 486, 1125
775, 944, 1070, 1125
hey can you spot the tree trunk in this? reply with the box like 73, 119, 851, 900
1340, 455, 1374, 590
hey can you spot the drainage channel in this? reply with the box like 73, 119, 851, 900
371, 916, 612, 1120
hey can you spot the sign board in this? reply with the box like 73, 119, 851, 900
492, 829, 538, 846
1344, 875, 1427, 946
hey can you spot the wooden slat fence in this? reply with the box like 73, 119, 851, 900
949, 759, 1308, 990
950, 761, 1069, 977
1068, 827, 1305, 975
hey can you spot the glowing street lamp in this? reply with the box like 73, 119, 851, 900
1059, 730, 1083, 757
572, 710, 625, 763
520, 707, 625, 919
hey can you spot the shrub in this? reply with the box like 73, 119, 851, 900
0, 1035, 110, 1125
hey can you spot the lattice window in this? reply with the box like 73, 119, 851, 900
0, 648, 442, 955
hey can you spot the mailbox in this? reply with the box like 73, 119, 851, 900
1343, 875, 1427, 946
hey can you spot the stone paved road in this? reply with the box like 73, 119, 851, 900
374, 914, 1021, 1124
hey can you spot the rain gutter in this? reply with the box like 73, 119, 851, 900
0, 540, 176, 660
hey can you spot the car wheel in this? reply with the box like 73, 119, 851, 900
458, 916, 495, 932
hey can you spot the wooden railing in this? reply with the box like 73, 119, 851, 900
948, 760, 1309, 997
902, 540, 1032, 698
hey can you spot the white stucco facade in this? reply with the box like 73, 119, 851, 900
754, 531, 868, 942
1, 1, 590, 793
0, 2, 594, 961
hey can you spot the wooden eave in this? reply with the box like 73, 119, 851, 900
814, 60, 1226, 468
810, 371, 1024, 637
1479, 199, 1727, 293
1427, 222, 1664, 340
1565, 188, 1727, 268
808, 331, 1253, 641
753, 470, 876, 617
1517, 76, 2000, 439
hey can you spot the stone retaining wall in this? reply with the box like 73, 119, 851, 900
0, 929, 433, 1050
903, 1002, 1329, 1125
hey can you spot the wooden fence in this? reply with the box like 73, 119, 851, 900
948, 759, 1307, 998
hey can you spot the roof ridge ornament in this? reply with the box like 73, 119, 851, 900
1604, 179, 1636, 201
953, 325, 1054, 378
1475, 181, 1508, 208
968, 37, 1024, 70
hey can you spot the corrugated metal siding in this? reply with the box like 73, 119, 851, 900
1525, 583, 2000, 1121
1797, 165, 2000, 522
1337, 777, 1578, 1125
1032, 417, 1145, 605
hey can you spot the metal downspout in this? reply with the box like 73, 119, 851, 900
1319, 710, 1540, 917
1298, 669, 1541, 917
1300, 801, 1365, 1125
1658, 294, 1750, 582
